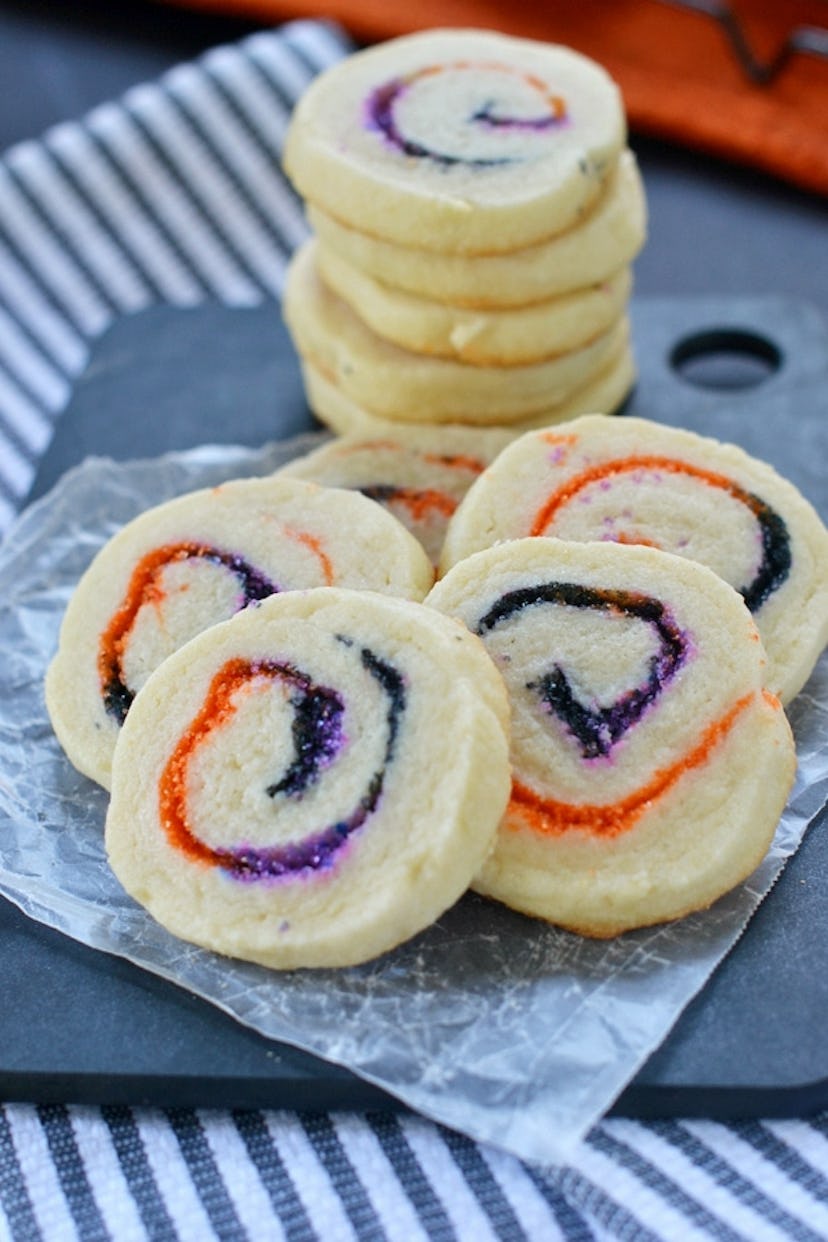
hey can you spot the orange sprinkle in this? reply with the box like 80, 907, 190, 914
392, 487, 458, 522
283, 527, 334, 586
158, 658, 265, 865
411, 61, 566, 120
531, 455, 757, 537
613, 531, 661, 548
422, 452, 486, 475
510, 692, 754, 839
540, 432, 578, 448
99, 543, 208, 692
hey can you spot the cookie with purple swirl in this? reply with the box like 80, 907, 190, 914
283, 28, 626, 255
104, 588, 511, 969
440, 414, 828, 703
46, 476, 433, 790
427, 538, 796, 937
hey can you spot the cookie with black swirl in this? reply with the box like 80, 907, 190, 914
441, 414, 828, 703
104, 588, 511, 969
46, 476, 433, 790
428, 537, 796, 937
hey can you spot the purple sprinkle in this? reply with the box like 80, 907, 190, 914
477, 581, 691, 760
363, 70, 564, 169
218, 645, 407, 883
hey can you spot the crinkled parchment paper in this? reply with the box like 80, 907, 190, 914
1, 440, 826, 1167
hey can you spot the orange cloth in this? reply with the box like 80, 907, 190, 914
162, 0, 828, 197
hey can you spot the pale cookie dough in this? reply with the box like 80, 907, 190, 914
105, 588, 512, 969
278, 422, 516, 564
316, 240, 633, 365
283, 241, 629, 422
440, 414, 828, 703
46, 476, 433, 790
307, 150, 646, 307
283, 28, 626, 254
299, 342, 636, 435
427, 538, 796, 938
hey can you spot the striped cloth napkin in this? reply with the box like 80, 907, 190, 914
0, 18, 826, 1242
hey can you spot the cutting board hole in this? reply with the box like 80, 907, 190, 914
670, 329, 782, 390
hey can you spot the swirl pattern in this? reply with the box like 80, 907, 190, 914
365, 61, 568, 168
427, 537, 797, 936
158, 643, 405, 881
476, 580, 689, 760
104, 588, 513, 967
98, 542, 279, 725
530, 455, 792, 614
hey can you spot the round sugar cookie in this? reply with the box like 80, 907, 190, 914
439, 414, 828, 703
307, 150, 646, 308
46, 476, 433, 790
283, 28, 625, 255
278, 422, 516, 564
316, 240, 633, 365
104, 588, 512, 969
299, 341, 636, 435
427, 538, 796, 938
283, 242, 628, 422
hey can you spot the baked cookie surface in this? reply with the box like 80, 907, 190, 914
299, 346, 636, 436
284, 28, 626, 254
315, 240, 633, 365
278, 422, 515, 564
105, 588, 511, 969
427, 538, 796, 937
283, 242, 629, 423
46, 476, 433, 789
440, 414, 828, 702
306, 149, 646, 307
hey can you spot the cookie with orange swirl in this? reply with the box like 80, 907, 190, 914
427, 538, 796, 938
104, 588, 511, 969
307, 149, 645, 309
46, 476, 433, 790
440, 414, 828, 702
283, 242, 629, 424
277, 421, 516, 565
283, 28, 625, 255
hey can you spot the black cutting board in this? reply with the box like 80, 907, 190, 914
6, 296, 828, 1120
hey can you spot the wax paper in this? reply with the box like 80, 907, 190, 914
0, 440, 826, 1167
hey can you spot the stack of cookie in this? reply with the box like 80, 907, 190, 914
281, 28, 646, 434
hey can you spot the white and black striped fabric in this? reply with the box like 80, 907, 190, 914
0, 19, 826, 1241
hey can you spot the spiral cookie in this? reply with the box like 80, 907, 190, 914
283, 28, 626, 255
316, 241, 633, 365
278, 422, 516, 564
299, 341, 636, 437
427, 539, 796, 937
307, 150, 646, 308
46, 476, 433, 790
104, 588, 511, 969
284, 242, 629, 423
440, 414, 828, 702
